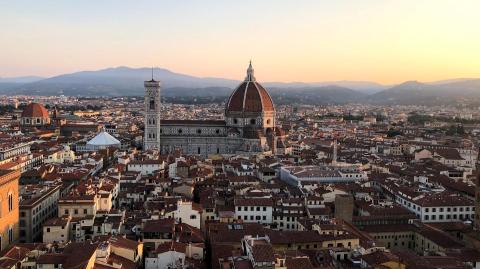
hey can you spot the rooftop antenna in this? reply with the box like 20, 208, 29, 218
151, 66, 154, 80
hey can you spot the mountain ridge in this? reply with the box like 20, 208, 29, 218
2, 66, 480, 105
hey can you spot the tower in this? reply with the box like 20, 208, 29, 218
476, 158, 480, 230
144, 71, 161, 150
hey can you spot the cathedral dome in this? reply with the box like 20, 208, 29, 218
21, 103, 49, 118
226, 62, 274, 114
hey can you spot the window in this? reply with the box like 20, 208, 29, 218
74, 209, 78, 215
215, 129, 220, 134
197, 147, 201, 154
197, 129, 202, 134
233, 119, 238, 124
8, 227, 13, 243
237, 207, 241, 211
178, 129, 183, 134
47, 228, 50, 233
64, 209, 69, 215
8, 193, 13, 212
190, 215, 197, 219
83, 209, 88, 214
250, 119, 256, 125
149, 100, 155, 109
267, 119, 271, 124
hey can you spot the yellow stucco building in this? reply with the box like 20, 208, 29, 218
0, 169, 20, 251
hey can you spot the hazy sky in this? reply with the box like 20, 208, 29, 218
1, 0, 480, 84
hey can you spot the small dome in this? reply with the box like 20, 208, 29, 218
226, 62, 274, 114
21, 103, 49, 118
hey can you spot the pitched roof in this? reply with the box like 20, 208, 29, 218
87, 131, 120, 146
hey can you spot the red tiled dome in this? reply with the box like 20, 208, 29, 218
21, 103, 49, 118
226, 62, 274, 114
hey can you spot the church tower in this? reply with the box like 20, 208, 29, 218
144, 71, 161, 150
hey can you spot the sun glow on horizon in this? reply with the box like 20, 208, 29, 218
1, 0, 480, 84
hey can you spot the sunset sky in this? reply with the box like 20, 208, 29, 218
1, 0, 480, 84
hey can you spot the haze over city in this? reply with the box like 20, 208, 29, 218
2, 2, 480, 269
2, 0, 480, 84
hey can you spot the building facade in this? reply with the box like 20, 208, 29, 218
0, 170, 20, 251
19, 184, 61, 242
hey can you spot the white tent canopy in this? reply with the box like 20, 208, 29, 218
87, 131, 120, 147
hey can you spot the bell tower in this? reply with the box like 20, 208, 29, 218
144, 69, 161, 150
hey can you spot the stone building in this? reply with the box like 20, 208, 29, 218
144, 62, 287, 156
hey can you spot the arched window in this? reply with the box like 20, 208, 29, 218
149, 99, 155, 110
233, 118, 238, 124
197, 147, 201, 154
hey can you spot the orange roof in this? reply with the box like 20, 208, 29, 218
21, 103, 49, 118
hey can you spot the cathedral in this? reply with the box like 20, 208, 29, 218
143, 62, 288, 156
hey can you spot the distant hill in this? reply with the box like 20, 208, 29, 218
370, 79, 480, 105
0, 76, 44, 93
0, 76, 44, 83
2, 66, 480, 105
0, 67, 384, 97
2, 67, 239, 96
268, 86, 367, 105
263, 81, 387, 94
161, 85, 367, 105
